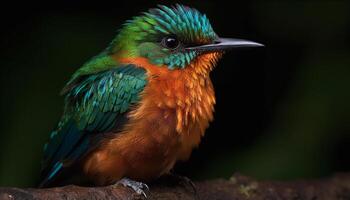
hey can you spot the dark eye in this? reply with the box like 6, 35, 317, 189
161, 36, 179, 49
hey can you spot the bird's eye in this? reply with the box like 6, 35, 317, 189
161, 36, 180, 49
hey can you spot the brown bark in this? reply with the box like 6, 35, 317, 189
0, 173, 350, 200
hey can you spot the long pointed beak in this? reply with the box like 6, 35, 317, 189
187, 38, 264, 52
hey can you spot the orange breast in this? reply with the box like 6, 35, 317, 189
82, 53, 221, 185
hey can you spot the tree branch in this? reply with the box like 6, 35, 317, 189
1, 173, 350, 200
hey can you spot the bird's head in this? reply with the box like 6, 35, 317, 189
109, 4, 263, 70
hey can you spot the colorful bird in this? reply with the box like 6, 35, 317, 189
39, 4, 263, 195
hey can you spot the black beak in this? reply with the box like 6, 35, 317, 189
187, 38, 264, 52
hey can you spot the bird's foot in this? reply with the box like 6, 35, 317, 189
162, 173, 197, 195
115, 178, 149, 198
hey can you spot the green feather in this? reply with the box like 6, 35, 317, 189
107, 5, 217, 69
41, 64, 147, 187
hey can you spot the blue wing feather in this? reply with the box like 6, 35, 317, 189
39, 64, 147, 187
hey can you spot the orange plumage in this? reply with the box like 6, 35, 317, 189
82, 53, 222, 185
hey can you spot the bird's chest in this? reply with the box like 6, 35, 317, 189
146, 71, 216, 139
124, 68, 216, 167
120, 76, 213, 180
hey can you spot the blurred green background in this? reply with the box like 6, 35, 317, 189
1, 0, 350, 187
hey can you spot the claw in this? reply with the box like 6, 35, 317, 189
116, 178, 149, 198
164, 173, 197, 196
181, 176, 197, 194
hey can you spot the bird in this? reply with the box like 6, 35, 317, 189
39, 4, 263, 195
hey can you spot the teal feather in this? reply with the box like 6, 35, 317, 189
40, 63, 147, 187
48, 162, 63, 180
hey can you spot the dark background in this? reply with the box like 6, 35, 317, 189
1, 0, 350, 187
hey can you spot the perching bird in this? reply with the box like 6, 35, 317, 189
39, 4, 263, 195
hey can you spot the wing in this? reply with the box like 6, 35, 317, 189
39, 64, 147, 187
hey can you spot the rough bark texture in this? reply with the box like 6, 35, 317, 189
0, 173, 350, 200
